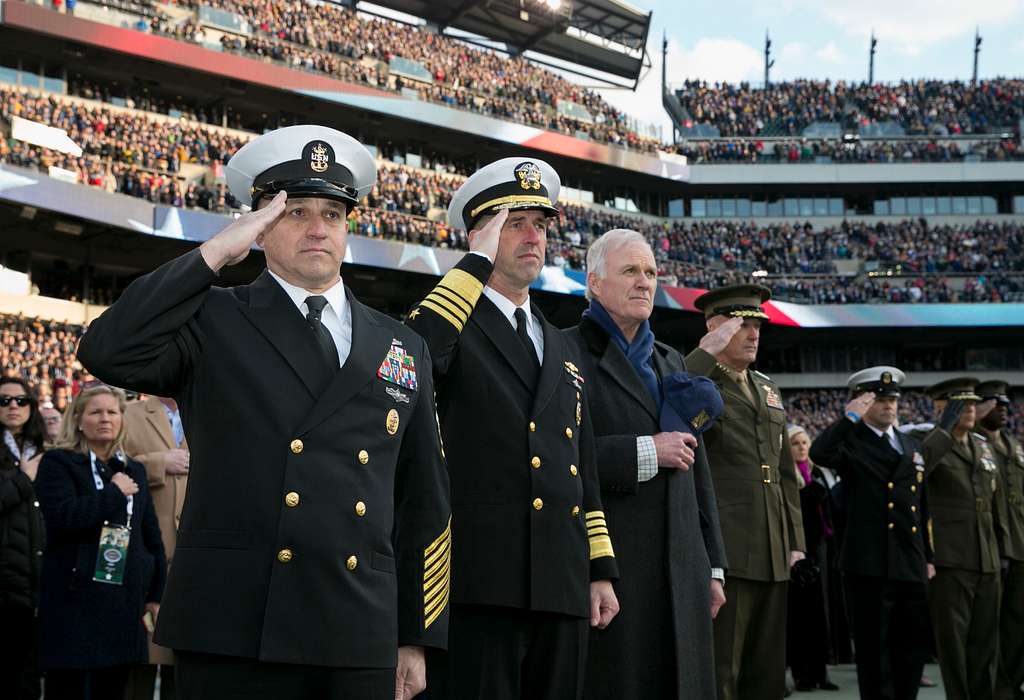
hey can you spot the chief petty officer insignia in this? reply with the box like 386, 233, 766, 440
515, 161, 543, 190
305, 140, 329, 171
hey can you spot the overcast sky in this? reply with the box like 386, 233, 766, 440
586, 0, 1024, 139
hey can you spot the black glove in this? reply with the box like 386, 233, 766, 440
938, 399, 965, 432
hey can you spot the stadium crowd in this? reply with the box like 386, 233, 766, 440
4, 85, 1024, 303
676, 78, 1024, 137
676, 136, 1023, 164
144, 0, 663, 152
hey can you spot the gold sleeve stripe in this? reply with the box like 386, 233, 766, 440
587, 526, 610, 536
439, 268, 484, 307
585, 511, 606, 521
424, 588, 449, 628
424, 556, 450, 594
589, 535, 615, 560
419, 299, 464, 332
425, 519, 451, 558
425, 292, 469, 324
423, 518, 452, 630
424, 538, 450, 580
434, 285, 473, 316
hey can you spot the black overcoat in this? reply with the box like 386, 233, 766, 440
566, 317, 726, 700
77, 249, 451, 668
34, 449, 165, 670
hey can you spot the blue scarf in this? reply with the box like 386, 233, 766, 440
583, 299, 660, 408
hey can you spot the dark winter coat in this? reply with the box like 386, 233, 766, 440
34, 448, 166, 670
0, 446, 46, 610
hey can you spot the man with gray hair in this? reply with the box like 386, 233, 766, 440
567, 229, 728, 699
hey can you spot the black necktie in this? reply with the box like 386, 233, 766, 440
304, 295, 339, 369
514, 307, 539, 369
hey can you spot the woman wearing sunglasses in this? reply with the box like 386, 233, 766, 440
0, 376, 47, 699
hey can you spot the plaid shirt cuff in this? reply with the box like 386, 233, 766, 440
711, 568, 725, 581
637, 436, 658, 483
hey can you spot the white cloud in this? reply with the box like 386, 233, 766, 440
590, 36, 762, 142
669, 37, 764, 83
802, 0, 1021, 52
815, 41, 846, 63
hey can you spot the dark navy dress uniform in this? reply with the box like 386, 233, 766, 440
407, 157, 617, 700
810, 366, 953, 700
77, 125, 450, 700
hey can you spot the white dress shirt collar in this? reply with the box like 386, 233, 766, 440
483, 286, 532, 327
267, 268, 347, 319
483, 286, 544, 363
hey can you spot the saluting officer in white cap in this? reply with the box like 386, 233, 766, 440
78, 125, 451, 700
407, 157, 620, 699
809, 365, 955, 700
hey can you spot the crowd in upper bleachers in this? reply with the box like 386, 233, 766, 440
143, 0, 663, 152
3, 84, 1024, 303
675, 136, 1023, 164
675, 78, 1024, 137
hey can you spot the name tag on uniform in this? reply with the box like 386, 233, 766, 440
763, 386, 783, 410
377, 340, 418, 391
93, 522, 130, 585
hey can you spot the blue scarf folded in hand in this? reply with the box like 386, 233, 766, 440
582, 299, 660, 408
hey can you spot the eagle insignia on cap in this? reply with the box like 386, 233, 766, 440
309, 142, 331, 173
882, 372, 892, 384
515, 162, 543, 191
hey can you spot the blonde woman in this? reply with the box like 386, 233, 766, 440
33, 384, 166, 700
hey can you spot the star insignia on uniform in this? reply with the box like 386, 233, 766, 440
408, 307, 421, 320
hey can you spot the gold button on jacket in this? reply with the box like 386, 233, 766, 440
569, 464, 578, 476
358, 450, 369, 464
346, 555, 358, 571
284, 492, 300, 507
531, 456, 541, 469
355, 501, 367, 517
290, 439, 303, 454
571, 505, 580, 517
533, 498, 544, 511
277, 548, 293, 563
565, 427, 573, 439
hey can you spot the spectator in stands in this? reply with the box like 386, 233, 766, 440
39, 405, 63, 443
0, 377, 47, 700
33, 385, 166, 700
785, 424, 838, 692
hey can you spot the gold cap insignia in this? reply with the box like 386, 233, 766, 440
515, 161, 543, 191
309, 142, 330, 173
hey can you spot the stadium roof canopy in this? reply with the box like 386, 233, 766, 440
357, 0, 652, 86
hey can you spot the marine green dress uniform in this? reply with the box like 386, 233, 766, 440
976, 381, 1024, 700
78, 126, 451, 700
919, 378, 1008, 700
406, 157, 617, 700
685, 284, 805, 700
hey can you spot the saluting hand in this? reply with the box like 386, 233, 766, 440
200, 190, 288, 272
653, 431, 698, 471
467, 207, 508, 262
845, 392, 875, 421
975, 398, 997, 422
697, 316, 744, 357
